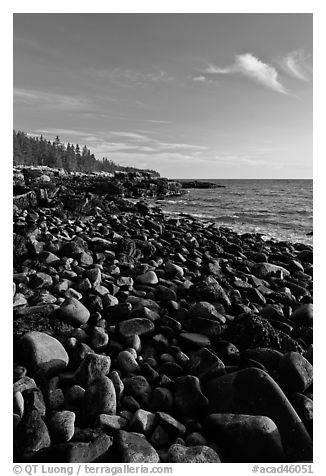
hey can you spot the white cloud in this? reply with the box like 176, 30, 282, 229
281, 49, 311, 81
205, 64, 230, 75
200, 53, 287, 94
193, 76, 207, 82
235, 54, 287, 94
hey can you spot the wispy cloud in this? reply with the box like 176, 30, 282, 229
144, 119, 172, 124
31, 128, 208, 162
216, 155, 269, 166
32, 128, 88, 137
14, 88, 93, 111
14, 36, 45, 53
280, 49, 312, 81
102, 151, 197, 169
91, 67, 175, 88
109, 131, 151, 142
196, 53, 287, 94
26, 127, 286, 174
193, 76, 207, 82
14, 35, 61, 62
103, 132, 208, 153
212, 153, 282, 168
157, 142, 208, 152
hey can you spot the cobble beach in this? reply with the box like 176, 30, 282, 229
13, 172, 313, 463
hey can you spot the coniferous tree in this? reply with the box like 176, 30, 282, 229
13, 130, 22, 165
13, 130, 160, 176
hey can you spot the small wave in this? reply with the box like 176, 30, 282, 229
215, 214, 240, 220
160, 180, 312, 244
191, 213, 214, 219
161, 200, 183, 204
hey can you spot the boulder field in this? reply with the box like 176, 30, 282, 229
13, 176, 313, 463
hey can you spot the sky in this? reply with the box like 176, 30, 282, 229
13, 13, 313, 179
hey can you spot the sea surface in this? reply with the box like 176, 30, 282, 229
156, 179, 313, 245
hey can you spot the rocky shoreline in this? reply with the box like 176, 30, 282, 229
13, 174, 313, 463
180, 180, 225, 189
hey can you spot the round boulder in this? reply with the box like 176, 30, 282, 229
58, 298, 90, 327
278, 352, 313, 393
117, 430, 160, 463
75, 353, 111, 387
116, 318, 155, 339
204, 413, 284, 462
252, 263, 290, 279
19, 331, 69, 378
48, 410, 75, 443
136, 271, 159, 285
203, 367, 312, 462
83, 376, 116, 422
291, 304, 313, 326
167, 444, 220, 463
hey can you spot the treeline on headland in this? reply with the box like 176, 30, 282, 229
13, 130, 160, 176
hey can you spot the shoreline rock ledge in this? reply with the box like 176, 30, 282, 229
13, 173, 313, 463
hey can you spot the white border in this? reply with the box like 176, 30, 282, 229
3, 2, 322, 473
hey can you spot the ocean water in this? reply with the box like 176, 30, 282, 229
157, 179, 313, 245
